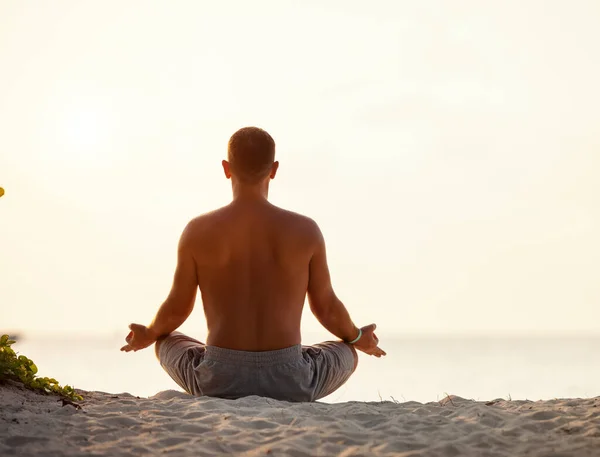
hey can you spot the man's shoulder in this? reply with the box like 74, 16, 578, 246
181, 207, 229, 235
189, 207, 226, 224
272, 206, 322, 236
183, 204, 322, 239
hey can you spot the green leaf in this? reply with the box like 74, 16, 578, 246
0, 336, 84, 401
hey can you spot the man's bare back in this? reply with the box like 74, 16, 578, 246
191, 199, 317, 351
120, 127, 385, 401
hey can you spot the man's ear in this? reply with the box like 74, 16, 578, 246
270, 161, 279, 179
222, 160, 232, 179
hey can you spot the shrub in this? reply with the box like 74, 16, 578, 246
0, 334, 83, 401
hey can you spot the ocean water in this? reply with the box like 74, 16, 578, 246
9, 334, 600, 404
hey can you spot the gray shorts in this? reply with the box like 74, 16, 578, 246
157, 332, 357, 402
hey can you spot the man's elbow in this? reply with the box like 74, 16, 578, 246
177, 300, 195, 318
164, 295, 195, 319
308, 295, 336, 322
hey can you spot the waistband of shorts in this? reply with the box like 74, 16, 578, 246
204, 344, 302, 367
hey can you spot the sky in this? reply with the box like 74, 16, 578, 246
1, 0, 599, 337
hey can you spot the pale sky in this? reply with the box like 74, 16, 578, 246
1, 0, 599, 337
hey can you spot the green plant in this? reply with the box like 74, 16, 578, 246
0, 334, 83, 401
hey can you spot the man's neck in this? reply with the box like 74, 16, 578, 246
231, 181, 270, 202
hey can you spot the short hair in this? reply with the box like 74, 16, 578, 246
227, 127, 276, 183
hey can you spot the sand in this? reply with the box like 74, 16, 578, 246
1, 382, 599, 457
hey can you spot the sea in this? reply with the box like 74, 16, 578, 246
8, 334, 600, 404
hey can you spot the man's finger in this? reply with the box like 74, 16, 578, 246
368, 347, 386, 357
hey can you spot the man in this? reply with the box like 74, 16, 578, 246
121, 127, 386, 402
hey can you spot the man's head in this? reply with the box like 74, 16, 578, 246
223, 127, 278, 184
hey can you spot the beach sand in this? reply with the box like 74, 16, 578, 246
1, 382, 599, 457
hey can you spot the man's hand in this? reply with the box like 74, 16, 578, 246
120, 324, 159, 352
352, 323, 386, 357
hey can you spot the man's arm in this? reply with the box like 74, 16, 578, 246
148, 223, 198, 338
121, 223, 199, 352
306, 223, 360, 343
306, 223, 386, 358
